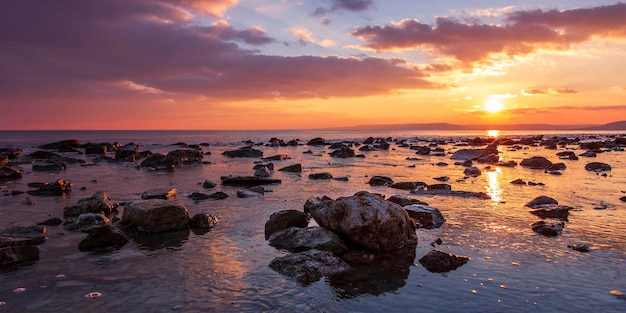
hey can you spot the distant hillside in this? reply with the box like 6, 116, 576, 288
465, 124, 595, 130
323, 123, 471, 131
581, 120, 626, 130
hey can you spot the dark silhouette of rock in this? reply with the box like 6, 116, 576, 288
278, 164, 302, 173
418, 249, 470, 273
521, 156, 553, 169
390, 182, 427, 190
531, 220, 564, 237
412, 146, 431, 155
32, 162, 66, 172
85, 144, 107, 155
525, 196, 558, 208
222, 146, 263, 158
620, 196, 626, 202
547, 163, 566, 171
264, 210, 309, 239
367, 175, 394, 186
584, 162, 611, 172
529, 205, 572, 220
496, 160, 517, 167
268, 226, 348, 255
428, 183, 451, 190
306, 138, 326, 146
0, 166, 22, 182
450, 148, 492, 161
0, 147, 22, 159
463, 166, 481, 177
141, 188, 177, 200
208, 191, 229, 200
122, 199, 190, 233
510, 179, 526, 185
0, 225, 47, 247
139, 153, 175, 170
78, 225, 128, 251
387, 195, 429, 207
567, 244, 590, 252
579, 151, 597, 158
263, 154, 291, 161
1, 245, 39, 265
330, 147, 355, 158
39, 139, 81, 150
189, 213, 219, 230
308, 172, 333, 180
37, 217, 62, 226
63, 191, 119, 217
202, 180, 217, 189
220, 176, 281, 186
556, 151, 578, 160
115, 143, 140, 162
269, 249, 350, 284
27, 179, 72, 196
188, 192, 212, 201
405, 205, 446, 229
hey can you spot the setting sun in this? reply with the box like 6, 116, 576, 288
485, 98, 503, 114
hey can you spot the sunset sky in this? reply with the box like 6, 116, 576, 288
1, 1, 625, 130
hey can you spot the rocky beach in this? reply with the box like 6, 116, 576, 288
0, 130, 625, 312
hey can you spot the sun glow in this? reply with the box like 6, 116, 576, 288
485, 98, 503, 113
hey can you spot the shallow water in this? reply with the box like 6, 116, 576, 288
0, 130, 625, 312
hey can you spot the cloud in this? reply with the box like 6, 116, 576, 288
312, 0, 374, 17
290, 27, 316, 45
549, 88, 579, 95
351, 3, 626, 65
0, 0, 433, 104
521, 88, 547, 96
168, 0, 238, 18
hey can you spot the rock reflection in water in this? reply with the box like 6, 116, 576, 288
132, 228, 190, 251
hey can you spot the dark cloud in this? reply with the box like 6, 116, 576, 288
352, 3, 626, 65
0, 0, 431, 103
522, 88, 548, 95
550, 88, 579, 95
313, 0, 374, 17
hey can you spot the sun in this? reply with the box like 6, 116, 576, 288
484, 98, 503, 113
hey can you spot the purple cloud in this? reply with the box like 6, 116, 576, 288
313, 0, 374, 17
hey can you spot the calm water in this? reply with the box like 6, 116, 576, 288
0, 130, 625, 312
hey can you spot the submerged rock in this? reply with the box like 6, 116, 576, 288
0, 245, 39, 265
264, 210, 309, 240
418, 249, 470, 273
463, 166, 481, 177
268, 249, 350, 284
78, 225, 128, 251
0, 225, 47, 247
65, 213, 110, 232
531, 221, 564, 237
122, 200, 190, 233
410, 189, 491, 199
0, 166, 22, 182
404, 205, 446, 229
567, 244, 590, 253
387, 195, 429, 207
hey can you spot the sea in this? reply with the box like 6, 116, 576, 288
0, 130, 625, 312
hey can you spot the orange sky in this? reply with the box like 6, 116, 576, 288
1, 1, 625, 130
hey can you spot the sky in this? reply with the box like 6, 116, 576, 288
1, 0, 625, 130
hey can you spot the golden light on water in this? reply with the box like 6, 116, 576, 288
487, 130, 500, 137
486, 167, 503, 203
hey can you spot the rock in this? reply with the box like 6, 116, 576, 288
63, 191, 119, 217
253, 163, 274, 171
29, 150, 61, 160
308, 172, 333, 180
78, 225, 128, 251
525, 196, 559, 208
22, 196, 36, 205
418, 249, 470, 273
39, 139, 81, 150
0, 147, 22, 159
222, 146, 263, 158
0, 166, 22, 182
27, 179, 72, 196
237, 190, 262, 198
390, 181, 427, 190
65, 213, 110, 232
37, 217, 62, 226
404, 205, 446, 229
510, 179, 526, 185
308, 191, 417, 254
435, 162, 448, 167
330, 147, 355, 158
139, 153, 175, 170
220, 176, 281, 186
189, 213, 219, 230
187, 192, 212, 201
567, 244, 590, 252
387, 195, 429, 207
202, 180, 217, 189
520, 156, 553, 169
410, 189, 491, 199
529, 205, 572, 220
413, 146, 431, 155
303, 196, 333, 216
0, 245, 40, 265
254, 166, 272, 178
166, 149, 204, 164
121, 200, 190, 233
302, 150, 313, 154
556, 151, 578, 160
84, 144, 107, 155
367, 175, 394, 186
428, 183, 451, 190
208, 191, 229, 200
548, 163, 566, 171
263, 154, 291, 161
306, 138, 326, 146
32, 162, 67, 172
115, 143, 140, 162
531, 221, 564, 237
463, 166, 481, 177
496, 160, 518, 167
141, 188, 177, 200
620, 196, 626, 202
264, 210, 309, 239
0, 225, 47, 247
584, 162, 611, 172
579, 151, 597, 158
450, 149, 491, 161
268, 226, 348, 255
268, 250, 351, 284
278, 164, 302, 173
433, 176, 449, 182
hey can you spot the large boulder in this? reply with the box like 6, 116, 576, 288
63, 191, 119, 217
268, 226, 348, 255
222, 146, 263, 158
404, 205, 446, 229
520, 156, 553, 169
268, 249, 350, 284
418, 249, 470, 273
122, 200, 190, 233
584, 162, 611, 172
308, 191, 417, 254
78, 225, 128, 251
264, 210, 309, 239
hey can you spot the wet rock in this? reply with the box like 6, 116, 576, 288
520, 156, 553, 169
405, 205, 446, 229
413, 146, 431, 155
0, 245, 39, 265
0, 166, 22, 182
529, 205, 572, 220
78, 225, 128, 251
29, 150, 61, 160
303, 196, 333, 216
476, 154, 499, 164
221, 176, 281, 186
208, 191, 229, 200
38, 217, 63, 226
263, 154, 291, 161
450, 148, 491, 161
390, 181, 427, 190
39, 139, 81, 150
122, 200, 190, 233
510, 178, 526, 185
268, 226, 348, 255
410, 189, 491, 199
330, 147, 355, 158
435, 162, 448, 167
531, 220, 564, 237
22, 196, 36, 205
202, 180, 217, 189
65, 213, 110, 232
278, 164, 302, 173
547, 163, 566, 171
433, 176, 449, 182
141, 188, 177, 200
268, 249, 351, 284
463, 166, 481, 177
308, 191, 417, 254
63, 191, 119, 217
27, 179, 72, 196
139, 153, 175, 170
187, 192, 211, 201
254, 166, 272, 178
567, 244, 590, 253
418, 249, 470, 273
166, 149, 204, 164
620, 196, 626, 202
237, 189, 262, 198
584, 162, 611, 172
496, 160, 518, 167
32, 162, 67, 172
579, 151, 597, 158
306, 138, 326, 146
222, 146, 263, 158
387, 195, 429, 207
264, 210, 309, 239
367, 175, 394, 186
85, 144, 107, 155
115, 143, 140, 162
428, 183, 451, 190
525, 196, 558, 208
0, 225, 47, 247
556, 151, 578, 160
308, 172, 333, 180
0, 147, 22, 159
189, 213, 219, 230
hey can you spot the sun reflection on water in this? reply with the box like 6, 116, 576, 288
485, 167, 503, 203
487, 129, 500, 137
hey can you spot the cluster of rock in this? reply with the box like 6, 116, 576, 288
265, 191, 468, 283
